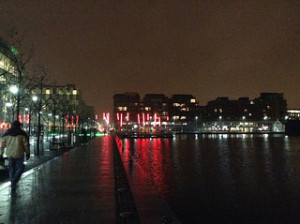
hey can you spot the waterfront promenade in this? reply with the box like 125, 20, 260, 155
0, 135, 180, 224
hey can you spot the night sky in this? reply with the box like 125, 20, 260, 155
1, 1, 300, 115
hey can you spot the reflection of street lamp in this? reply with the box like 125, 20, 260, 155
195, 116, 198, 132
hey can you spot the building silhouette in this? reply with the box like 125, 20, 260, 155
113, 92, 288, 133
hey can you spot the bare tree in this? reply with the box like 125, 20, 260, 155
5, 27, 35, 119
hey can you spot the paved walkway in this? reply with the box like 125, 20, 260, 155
0, 135, 181, 224
0, 136, 115, 224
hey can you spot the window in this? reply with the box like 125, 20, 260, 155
117, 107, 127, 111
190, 99, 196, 103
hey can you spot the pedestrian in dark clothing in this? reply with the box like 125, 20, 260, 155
0, 120, 30, 190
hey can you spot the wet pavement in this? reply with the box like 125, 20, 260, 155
0, 135, 181, 224
0, 136, 115, 224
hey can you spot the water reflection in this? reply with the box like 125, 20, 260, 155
122, 134, 300, 223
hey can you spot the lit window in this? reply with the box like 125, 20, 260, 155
72, 90, 77, 95
173, 116, 179, 120
46, 89, 51, 95
180, 116, 186, 120
244, 108, 248, 112
173, 103, 180, 107
145, 107, 151, 111
219, 108, 223, 113
190, 99, 196, 103
214, 108, 218, 113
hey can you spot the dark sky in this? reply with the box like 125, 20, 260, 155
1, 1, 300, 115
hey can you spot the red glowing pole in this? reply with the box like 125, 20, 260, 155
142, 113, 145, 132
116, 112, 120, 131
159, 116, 161, 132
147, 113, 150, 133
137, 113, 141, 133
120, 113, 123, 128
154, 113, 157, 133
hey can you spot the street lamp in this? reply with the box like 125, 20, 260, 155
242, 116, 246, 132
9, 85, 18, 94
4, 102, 13, 123
9, 85, 19, 120
32, 96, 38, 102
219, 116, 222, 131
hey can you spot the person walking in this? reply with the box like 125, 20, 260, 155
0, 120, 30, 190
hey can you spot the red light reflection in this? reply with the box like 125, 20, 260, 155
121, 137, 173, 200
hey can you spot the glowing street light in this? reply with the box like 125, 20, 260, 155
32, 96, 38, 102
9, 85, 18, 94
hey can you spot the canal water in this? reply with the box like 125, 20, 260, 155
120, 134, 300, 224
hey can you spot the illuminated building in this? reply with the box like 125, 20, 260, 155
168, 94, 201, 132
29, 84, 90, 135
0, 38, 18, 131
113, 92, 288, 133
203, 93, 287, 132
113, 93, 199, 132
286, 109, 300, 120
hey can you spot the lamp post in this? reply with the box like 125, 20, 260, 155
32, 95, 42, 156
219, 116, 222, 131
9, 85, 18, 120
5, 102, 13, 123
29, 96, 38, 137
242, 116, 246, 132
